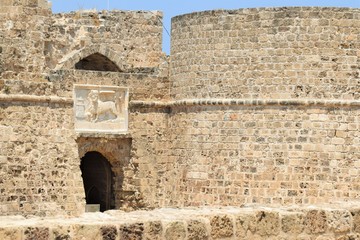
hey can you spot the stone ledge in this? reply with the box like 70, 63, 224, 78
2, 95, 360, 109
131, 98, 360, 109
76, 132, 131, 139
1, 205, 360, 239
0, 94, 73, 105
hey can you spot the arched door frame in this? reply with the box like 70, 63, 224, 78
80, 151, 114, 211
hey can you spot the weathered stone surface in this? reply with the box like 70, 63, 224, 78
351, 209, 360, 233
1, 206, 360, 239
210, 215, 234, 238
164, 221, 186, 240
252, 211, 280, 236
119, 223, 144, 240
327, 210, 351, 233
24, 227, 50, 240
0, 227, 22, 240
235, 213, 252, 238
281, 212, 305, 234
305, 210, 327, 234
51, 225, 72, 240
1, 2, 360, 234
100, 226, 117, 240
73, 225, 102, 240
144, 221, 162, 240
187, 220, 209, 240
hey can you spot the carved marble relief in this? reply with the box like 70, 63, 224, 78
74, 85, 128, 133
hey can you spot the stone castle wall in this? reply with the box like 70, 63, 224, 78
0, 0, 169, 216
171, 7, 360, 100
1, 0, 360, 220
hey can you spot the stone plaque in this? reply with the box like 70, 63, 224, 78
74, 85, 128, 133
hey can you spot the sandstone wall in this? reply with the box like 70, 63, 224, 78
0, 0, 163, 80
171, 7, 360, 100
0, 65, 169, 215
0, 0, 169, 216
167, 7, 360, 208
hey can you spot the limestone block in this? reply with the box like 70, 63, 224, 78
305, 210, 327, 234
327, 210, 351, 233
119, 223, 144, 240
351, 209, 360, 233
24, 227, 50, 240
100, 225, 117, 240
73, 224, 102, 240
164, 221, 186, 240
144, 221, 162, 240
51, 225, 72, 240
281, 212, 305, 234
187, 219, 209, 240
0, 227, 22, 240
235, 213, 252, 238
210, 215, 234, 239
252, 211, 280, 236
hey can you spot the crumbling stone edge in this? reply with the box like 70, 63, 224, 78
1, 206, 360, 239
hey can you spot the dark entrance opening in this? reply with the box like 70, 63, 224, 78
80, 151, 115, 212
75, 53, 121, 72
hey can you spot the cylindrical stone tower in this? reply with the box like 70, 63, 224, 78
167, 7, 360, 206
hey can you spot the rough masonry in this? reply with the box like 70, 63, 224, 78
1, 0, 360, 239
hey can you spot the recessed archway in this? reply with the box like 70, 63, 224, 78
75, 53, 121, 72
80, 151, 115, 212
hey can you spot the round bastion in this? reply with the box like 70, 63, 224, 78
171, 7, 360, 100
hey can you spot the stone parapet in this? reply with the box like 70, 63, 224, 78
1, 205, 360, 239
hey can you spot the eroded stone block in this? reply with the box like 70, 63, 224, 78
0, 227, 22, 240
351, 209, 360, 233
305, 210, 327, 234
164, 221, 186, 240
187, 219, 209, 240
24, 227, 49, 240
51, 225, 72, 240
251, 211, 280, 236
210, 215, 234, 239
73, 224, 101, 240
119, 223, 144, 240
74, 85, 128, 134
281, 212, 305, 234
235, 213, 252, 238
327, 210, 351, 233
100, 225, 117, 240
144, 221, 162, 240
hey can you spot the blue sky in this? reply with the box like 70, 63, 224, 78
52, 0, 360, 54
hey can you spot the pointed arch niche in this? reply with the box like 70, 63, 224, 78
75, 53, 121, 72
55, 45, 126, 72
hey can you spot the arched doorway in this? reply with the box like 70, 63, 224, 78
80, 151, 115, 212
